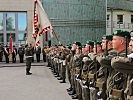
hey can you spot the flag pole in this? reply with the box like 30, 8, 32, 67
52, 29, 61, 45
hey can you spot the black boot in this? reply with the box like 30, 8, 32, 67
26, 68, 32, 75
60, 80, 66, 83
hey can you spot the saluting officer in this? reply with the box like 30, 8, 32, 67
25, 44, 33, 75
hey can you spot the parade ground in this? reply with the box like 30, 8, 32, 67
0, 62, 74, 100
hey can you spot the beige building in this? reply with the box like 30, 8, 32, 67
107, 9, 133, 34
0, 0, 34, 47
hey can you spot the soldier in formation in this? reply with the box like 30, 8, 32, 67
46, 30, 133, 100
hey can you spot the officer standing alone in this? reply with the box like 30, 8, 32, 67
25, 44, 33, 75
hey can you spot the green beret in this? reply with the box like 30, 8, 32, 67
113, 30, 131, 39
94, 41, 102, 45
86, 41, 94, 46
102, 35, 113, 41
78, 45, 82, 49
82, 45, 86, 48
74, 42, 81, 46
58, 44, 63, 46
130, 30, 133, 37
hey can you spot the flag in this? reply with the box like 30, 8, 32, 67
33, 0, 53, 47
9, 35, 13, 53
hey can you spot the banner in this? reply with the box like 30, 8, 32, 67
9, 35, 13, 53
33, 0, 53, 47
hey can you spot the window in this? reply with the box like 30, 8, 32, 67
107, 14, 110, 20
117, 15, 123, 24
7, 33, 15, 42
18, 33, 26, 41
0, 12, 27, 45
131, 15, 133, 23
0, 13, 3, 31
18, 12, 27, 31
6, 12, 15, 31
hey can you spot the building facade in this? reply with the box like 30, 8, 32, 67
0, 0, 34, 47
0, 0, 106, 47
107, 0, 133, 34
42, 0, 106, 45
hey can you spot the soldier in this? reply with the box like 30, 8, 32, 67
0, 43, 3, 62
111, 31, 133, 100
100, 30, 130, 100
42, 46, 47, 62
95, 35, 114, 100
12, 45, 17, 63
25, 44, 33, 75
67, 42, 80, 99
18, 44, 25, 63
35, 45, 41, 62
3, 45, 10, 63
30, 44, 35, 62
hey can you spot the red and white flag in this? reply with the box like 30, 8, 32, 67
9, 35, 13, 53
33, 0, 53, 47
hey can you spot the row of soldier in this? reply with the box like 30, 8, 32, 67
46, 30, 133, 100
0, 43, 45, 63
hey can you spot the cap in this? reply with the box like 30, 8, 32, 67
94, 41, 102, 45
102, 35, 113, 41
74, 42, 81, 46
113, 30, 131, 39
130, 30, 133, 37
86, 41, 94, 46
58, 44, 63, 46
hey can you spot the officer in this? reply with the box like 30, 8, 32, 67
12, 45, 17, 63
3, 45, 9, 63
30, 44, 35, 62
25, 44, 33, 75
35, 45, 41, 62
0, 43, 3, 62
18, 44, 25, 63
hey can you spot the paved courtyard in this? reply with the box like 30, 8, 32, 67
0, 62, 73, 100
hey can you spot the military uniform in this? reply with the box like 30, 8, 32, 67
12, 46, 17, 63
42, 46, 46, 62
18, 45, 25, 63
111, 56, 133, 100
4, 45, 9, 63
25, 44, 33, 75
0, 44, 3, 62
100, 30, 131, 100
35, 46, 41, 62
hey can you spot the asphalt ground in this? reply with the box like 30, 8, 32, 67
0, 62, 74, 100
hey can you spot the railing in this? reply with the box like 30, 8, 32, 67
107, 21, 133, 29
